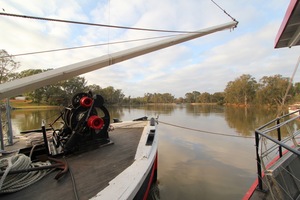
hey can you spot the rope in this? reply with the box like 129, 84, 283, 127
0, 12, 205, 34
0, 34, 181, 59
266, 170, 293, 200
277, 55, 300, 117
211, 0, 238, 23
0, 154, 52, 193
159, 120, 254, 138
0, 155, 12, 190
63, 157, 79, 200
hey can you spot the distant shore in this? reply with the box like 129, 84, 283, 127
2, 99, 61, 109
3, 99, 222, 109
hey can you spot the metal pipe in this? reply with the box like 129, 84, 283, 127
42, 120, 49, 155
255, 131, 263, 190
257, 110, 299, 132
5, 98, 13, 145
0, 109, 4, 150
276, 119, 283, 157
255, 129, 300, 156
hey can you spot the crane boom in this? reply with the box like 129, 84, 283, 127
0, 21, 237, 100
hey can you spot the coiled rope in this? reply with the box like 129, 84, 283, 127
0, 154, 52, 193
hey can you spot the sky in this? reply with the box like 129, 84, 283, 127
1, 0, 299, 98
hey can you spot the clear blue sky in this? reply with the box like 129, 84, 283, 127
1, 0, 299, 98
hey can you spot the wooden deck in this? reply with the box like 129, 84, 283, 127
1, 124, 144, 200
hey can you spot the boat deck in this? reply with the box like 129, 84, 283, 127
0, 123, 145, 200
248, 150, 300, 200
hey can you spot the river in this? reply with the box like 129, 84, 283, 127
7, 104, 283, 199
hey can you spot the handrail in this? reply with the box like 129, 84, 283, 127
254, 109, 300, 191
255, 130, 300, 156
256, 110, 299, 131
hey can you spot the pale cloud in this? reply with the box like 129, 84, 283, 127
1, 0, 299, 98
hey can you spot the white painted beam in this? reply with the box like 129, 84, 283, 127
0, 21, 237, 100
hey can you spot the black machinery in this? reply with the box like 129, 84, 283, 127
49, 92, 111, 155
2, 92, 112, 181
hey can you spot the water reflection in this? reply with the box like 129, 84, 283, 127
11, 108, 62, 135
185, 104, 224, 116
224, 106, 279, 136
158, 121, 255, 200
7, 105, 293, 199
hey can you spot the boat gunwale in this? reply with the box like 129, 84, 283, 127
91, 118, 158, 200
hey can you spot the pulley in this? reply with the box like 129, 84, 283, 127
87, 115, 104, 130
80, 96, 93, 108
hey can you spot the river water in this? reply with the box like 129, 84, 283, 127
7, 104, 282, 199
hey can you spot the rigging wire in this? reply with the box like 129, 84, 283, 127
159, 120, 254, 138
210, 0, 237, 23
277, 55, 300, 117
0, 34, 180, 58
0, 12, 205, 34
0, 2, 238, 58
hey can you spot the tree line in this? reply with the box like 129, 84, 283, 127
7, 68, 125, 105
1, 49, 299, 106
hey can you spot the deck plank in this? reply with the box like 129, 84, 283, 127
1, 127, 143, 200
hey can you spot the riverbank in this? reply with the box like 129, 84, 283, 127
3, 99, 61, 109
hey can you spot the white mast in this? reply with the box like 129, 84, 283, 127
0, 21, 237, 100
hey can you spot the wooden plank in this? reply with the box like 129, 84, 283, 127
0, 127, 143, 200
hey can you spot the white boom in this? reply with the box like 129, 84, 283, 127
0, 21, 237, 100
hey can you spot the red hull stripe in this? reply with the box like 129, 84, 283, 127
143, 152, 158, 200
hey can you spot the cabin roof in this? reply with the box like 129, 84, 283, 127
275, 0, 300, 48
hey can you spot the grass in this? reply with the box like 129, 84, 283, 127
5, 100, 61, 109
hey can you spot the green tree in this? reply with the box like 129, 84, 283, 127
19, 69, 52, 103
162, 93, 175, 103
0, 50, 19, 83
256, 74, 292, 106
175, 97, 185, 104
185, 91, 200, 103
198, 92, 211, 103
99, 86, 125, 104
211, 92, 225, 104
59, 77, 87, 105
224, 74, 257, 105
294, 82, 300, 95
113, 89, 125, 104
18, 69, 43, 78
143, 93, 153, 103
87, 84, 102, 95
43, 85, 64, 105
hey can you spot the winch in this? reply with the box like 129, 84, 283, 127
49, 92, 111, 155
